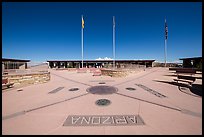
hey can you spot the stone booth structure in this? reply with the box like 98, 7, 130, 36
2, 58, 50, 88
2, 58, 30, 70
179, 57, 202, 70
47, 59, 155, 69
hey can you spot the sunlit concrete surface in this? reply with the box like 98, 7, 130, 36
2, 67, 202, 135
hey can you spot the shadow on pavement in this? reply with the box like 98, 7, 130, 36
163, 74, 178, 77
190, 84, 202, 96
153, 80, 202, 97
163, 74, 202, 79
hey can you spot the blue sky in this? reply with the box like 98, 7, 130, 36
2, 2, 202, 63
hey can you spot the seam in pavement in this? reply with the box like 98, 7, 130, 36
162, 98, 202, 118
26, 93, 90, 113
51, 72, 93, 87
144, 124, 164, 135
180, 109, 202, 118
43, 116, 69, 135
2, 111, 26, 120
116, 92, 202, 118
2, 93, 90, 121
112, 68, 202, 118
115, 92, 181, 112
138, 100, 141, 116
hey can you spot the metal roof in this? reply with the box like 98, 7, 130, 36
47, 59, 155, 62
179, 57, 202, 60
2, 58, 30, 62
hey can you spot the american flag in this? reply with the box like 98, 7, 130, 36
113, 16, 115, 28
165, 19, 168, 40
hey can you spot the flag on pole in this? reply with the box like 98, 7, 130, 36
81, 15, 84, 68
165, 19, 168, 40
113, 16, 115, 69
82, 16, 84, 29
113, 16, 115, 28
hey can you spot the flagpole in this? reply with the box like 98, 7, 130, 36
82, 15, 84, 68
113, 16, 115, 69
164, 18, 167, 67
165, 39, 167, 67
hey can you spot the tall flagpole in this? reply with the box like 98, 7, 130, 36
113, 16, 115, 69
164, 18, 168, 67
81, 15, 84, 68
165, 38, 167, 67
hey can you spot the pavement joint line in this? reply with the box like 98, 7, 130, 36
138, 100, 141, 115
115, 92, 202, 118
153, 93, 202, 119
51, 72, 92, 87
115, 92, 181, 112
112, 68, 160, 87
43, 116, 68, 135
2, 93, 90, 121
180, 109, 202, 118
26, 93, 90, 113
2, 111, 26, 120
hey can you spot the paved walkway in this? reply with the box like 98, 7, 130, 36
2, 67, 202, 135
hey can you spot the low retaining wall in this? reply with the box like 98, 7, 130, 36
2, 72, 50, 86
101, 69, 128, 77
101, 68, 146, 77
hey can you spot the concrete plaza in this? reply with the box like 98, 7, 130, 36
2, 67, 202, 135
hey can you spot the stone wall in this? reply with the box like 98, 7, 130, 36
101, 68, 146, 77
2, 72, 50, 86
101, 69, 128, 77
